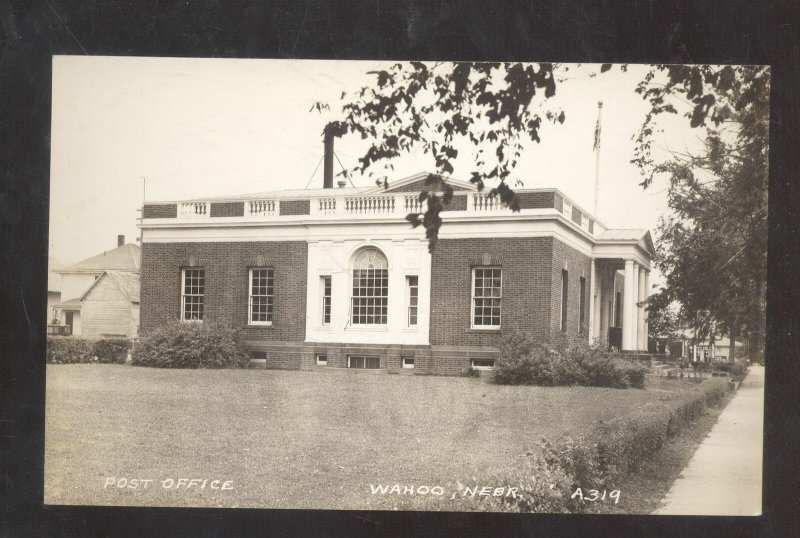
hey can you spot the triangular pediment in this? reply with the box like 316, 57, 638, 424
365, 173, 477, 194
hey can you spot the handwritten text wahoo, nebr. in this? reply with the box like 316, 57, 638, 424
369, 484, 519, 498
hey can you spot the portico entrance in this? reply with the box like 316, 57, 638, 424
588, 230, 655, 353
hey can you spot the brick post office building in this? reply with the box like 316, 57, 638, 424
139, 172, 655, 375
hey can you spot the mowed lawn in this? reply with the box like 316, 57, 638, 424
46, 364, 683, 510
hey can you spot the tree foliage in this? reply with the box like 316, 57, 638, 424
635, 65, 769, 360
319, 61, 569, 250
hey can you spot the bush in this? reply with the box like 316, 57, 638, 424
93, 338, 131, 364
131, 321, 249, 369
394, 377, 730, 513
46, 336, 97, 364
46, 337, 132, 364
494, 332, 648, 389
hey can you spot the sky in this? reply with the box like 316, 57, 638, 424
50, 57, 698, 280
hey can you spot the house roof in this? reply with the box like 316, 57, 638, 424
61, 244, 141, 273
79, 270, 140, 303
53, 298, 82, 310
48, 256, 63, 292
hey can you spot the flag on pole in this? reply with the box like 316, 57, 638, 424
593, 101, 603, 151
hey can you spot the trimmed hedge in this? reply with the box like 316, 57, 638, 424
394, 376, 730, 513
494, 332, 648, 389
46, 336, 131, 364
131, 321, 248, 369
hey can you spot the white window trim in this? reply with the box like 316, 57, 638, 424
406, 275, 419, 328
180, 268, 204, 323
350, 268, 389, 326
402, 357, 415, 369
320, 275, 332, 327
315, 353, 328, 366
248, 267, 274, 326
470, 267, 502, 330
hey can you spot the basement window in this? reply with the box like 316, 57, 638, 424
470, 359, 495, 371
402, 357, 415, 369
315, 354, 328, 366
348, 355, 380, 369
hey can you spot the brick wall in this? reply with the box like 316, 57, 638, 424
553, 193, 564, 212
550, 238, 592, 341
429, 237, 554, 348
279, 199, 311, 216
139, 241, 307, 341
142, 204, 177, 219
210, 202, 244, 217
517, 191, 555, 210
571, 206, 583, 225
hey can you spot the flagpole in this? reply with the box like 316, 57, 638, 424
593, 101, 603, 217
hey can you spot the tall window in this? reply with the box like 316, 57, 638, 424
560, 270, 569, 332
181, 268, 205, 321
406, 275, 419, 327
351, 248, 388, 325
321, 275, 332, 325
579, 276, 586, 332
472, 267, 502, 328
249, 268, 274, 325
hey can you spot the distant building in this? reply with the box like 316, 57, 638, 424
51, 236, 140, 337
669, 328, 743, 362
47, 257, 63, 322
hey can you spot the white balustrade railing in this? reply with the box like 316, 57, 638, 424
404, 195, 424, 213
472, 193, 504, 211
318, 197, 336, 215
178, 202, 208, 218
344, 195, 396, 215
248, 200, 277, 216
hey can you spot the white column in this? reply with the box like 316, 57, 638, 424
622, 260, 637, 351
588, 260, 596, 344
637, 266, 646, 351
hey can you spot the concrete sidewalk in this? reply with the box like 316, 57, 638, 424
654, 365, 764, 516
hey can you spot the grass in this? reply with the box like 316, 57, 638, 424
45, 364, 718, 510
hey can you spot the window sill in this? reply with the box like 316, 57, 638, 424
468, 327, 502, 333
247, 322, 274, 328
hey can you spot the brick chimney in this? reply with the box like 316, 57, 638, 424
117, 235, 125, 247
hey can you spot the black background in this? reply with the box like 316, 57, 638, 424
1, 1, 798, 536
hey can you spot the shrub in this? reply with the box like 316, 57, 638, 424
131, 321, 249, 369
46, 337, 132, 365
46, 336, 96, 364
93, 338, 131, 364
394, 377, 730, 513
613, 359, 648, 389
494, 332, 647, 389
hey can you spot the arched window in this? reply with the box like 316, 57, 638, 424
351, 247, 388, 325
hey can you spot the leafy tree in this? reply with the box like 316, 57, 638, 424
634, 65, 769, 362
321, 62, 767, 363
317, 61, 571, 250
